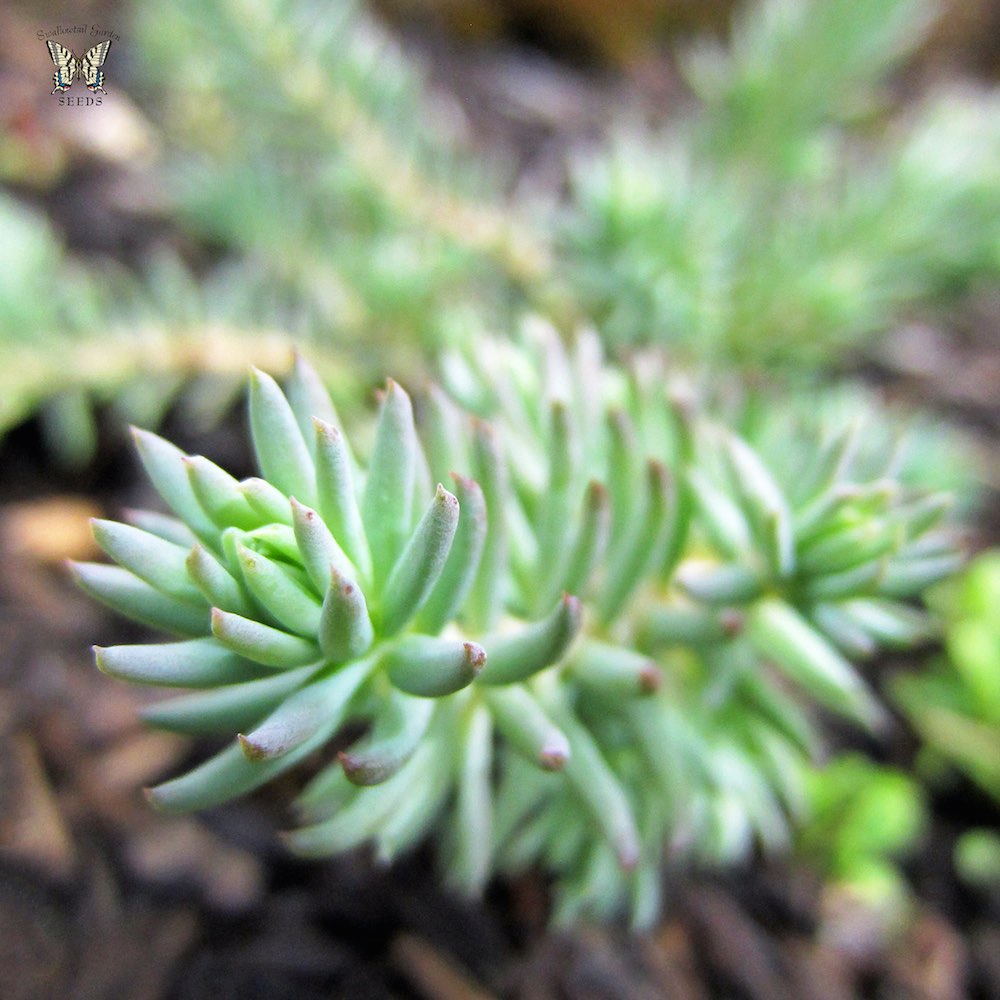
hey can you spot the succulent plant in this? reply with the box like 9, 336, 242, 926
797, 754, 925, 920
894, 551, 1000, 802
77, 329, 959, 925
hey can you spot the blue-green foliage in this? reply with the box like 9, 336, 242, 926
561, 0, 1000, 367
80, 334, 959, 924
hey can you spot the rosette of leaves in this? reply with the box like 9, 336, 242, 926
77, 334, 958, 926
441, 324, 958, 921
76, 355, 586, 894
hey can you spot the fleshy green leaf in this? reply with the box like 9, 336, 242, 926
240, 477, 294, 525
314, 417, 372, 584
130, 428, 217, 544
249, 367, 317, 505
285, 352, 342, 453
477, 594, 583, 686
235, 543, 322, 636
187, 544, 257, 617
318, 568, 374, 663
448, 702, 494, 894
70, 561, 209, 636
291, 497, 357, 592
95, 637, 269, 687
748, 597, 885, 729
363, 379, 417, 587
142, 664, 316, 735
339, 688, 436, 784
211, 608, 320, 667
570, 639, 662, 699
185, 455, 261, 530
465, 419, 509, 632
379, 484, 460, 636
91, 519, 205, 605
550, 697, 640, 870
382, 635, 486, 697
484, 685, 570, 770
147, 717, 329, 813
239, 658, 373, 760
414, 474, 487, 635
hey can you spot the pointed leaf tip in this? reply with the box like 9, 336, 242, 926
464, 641, 487, 674
335, 689, 434, 787
379, 483, 460, 636
618, 842, 640, 871
236, 660, 372, 764
318, 565, 373, 663
238, 733, 266, 762
570, 638, 662, 699
539, 740, 570, 771
477, 593, 583, 685
720, 608, 746, 636
483, 682, 571, 772
336, 749, 364, 780
638, 663, 662, 694
383, 635, 485, 697
313, 415, 339, 438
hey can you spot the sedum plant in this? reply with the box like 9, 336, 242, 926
125, 0, 1000, 379
7, 0, 1000, 459
560, 0, 1000, 371
78, 331, 959, 925
797, 754, 925, 920
0, 193, 361, 465
893, 551, 1000, 802
891, 552, 1000, 898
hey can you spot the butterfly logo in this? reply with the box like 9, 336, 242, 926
46, 39, 112, 95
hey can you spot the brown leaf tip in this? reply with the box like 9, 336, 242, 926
539, 742, 569, 771
238, 733, 267, 761
639, 662, 663, 694
463, 642, 487, 673
720, 609, 745, 637
561, 593, 583, 619
617, 841, 640, 872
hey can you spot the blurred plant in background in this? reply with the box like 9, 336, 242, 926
85, 0, 1000, 380
0, 193, 361, 466
895, 552, 1000, 802
132, 0, 546, 354
3, 0, 1000, 440
798, 754, 925, 925
894, 552, 1000, 890
561, 0, 1000, 369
